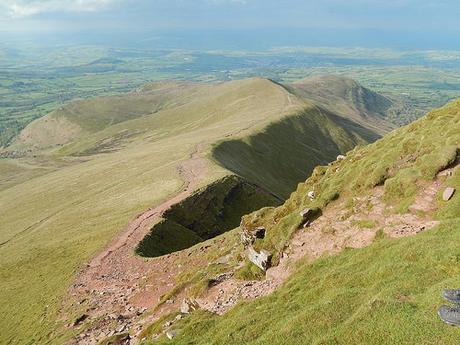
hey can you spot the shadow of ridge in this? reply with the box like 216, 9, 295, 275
135, 175, 282, 258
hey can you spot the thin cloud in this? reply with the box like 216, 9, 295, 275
2, 0, 116, 18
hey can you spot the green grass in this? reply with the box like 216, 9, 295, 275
212, 105, 379, 199
0, 76, 386, 344
233, 262, 266, 281
145, 99, 460, 345
151, 222, 460, 345
352, 219, 377, 229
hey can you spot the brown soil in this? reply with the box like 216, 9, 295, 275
61, 156, 454, 344
62, 144, 210, 344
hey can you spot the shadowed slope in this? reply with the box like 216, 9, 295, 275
212, 104, 380, 198
289, 75, 396, 135
135, 175, 281, 258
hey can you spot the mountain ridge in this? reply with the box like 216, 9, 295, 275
0, 75, 396, 344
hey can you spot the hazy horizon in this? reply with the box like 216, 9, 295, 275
1, 0, 460, 50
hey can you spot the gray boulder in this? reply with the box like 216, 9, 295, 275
443, 187, 456, 201
247, 246, 272, 271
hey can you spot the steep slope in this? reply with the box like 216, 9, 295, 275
0, 76, 391, 344
145, 99, 460, 345
288, 75, 396, 135
212, 105, 380, 198
135, 175, 282, 258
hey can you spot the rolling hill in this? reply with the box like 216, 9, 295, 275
0, 76, 395, 344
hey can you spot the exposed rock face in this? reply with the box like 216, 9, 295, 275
240, 230, 255, 247
240, 226, 266, 248
443, 187, 456, 201
180, 298, 199, 314
247, 247, 272, 271
300, 208, 313, 219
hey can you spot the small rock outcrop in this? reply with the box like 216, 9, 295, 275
308, 191, 316, 200
240, 226, 266, 247
241, 230, 254, 247
180, 298, 199, 314
443, 187, 456, 201
247, 246, 272, 271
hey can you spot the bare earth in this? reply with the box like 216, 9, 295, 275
62, 156, 455, 344
63, 144, 210, 344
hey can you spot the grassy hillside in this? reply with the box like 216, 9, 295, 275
3, 81, 200, 155
0, 76, 391, 344
288, 75, 396, 135
147, 99, 460, 345
212, 105, 380, 198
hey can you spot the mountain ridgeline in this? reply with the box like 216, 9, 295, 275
0, 75, 397, 344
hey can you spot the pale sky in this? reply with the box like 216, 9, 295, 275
1, 0, 459, 48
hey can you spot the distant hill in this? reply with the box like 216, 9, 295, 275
0, 76, 394, 344
3, 76, 394, 196
288, 75, 396, 135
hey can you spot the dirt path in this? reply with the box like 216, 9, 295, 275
63, 144, 209, 344
196, 169, 448, 315
63, 155, 456, 343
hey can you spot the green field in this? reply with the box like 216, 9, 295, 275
1, 42, 460, 344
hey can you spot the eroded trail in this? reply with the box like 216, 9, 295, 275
63, 151, 456, 344
64, 144, 209, 344
196, 168, 450, 316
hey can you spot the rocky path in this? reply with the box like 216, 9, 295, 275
196, 170, 448, 316
63, 144, 209, 344
63, 156, 456, 343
